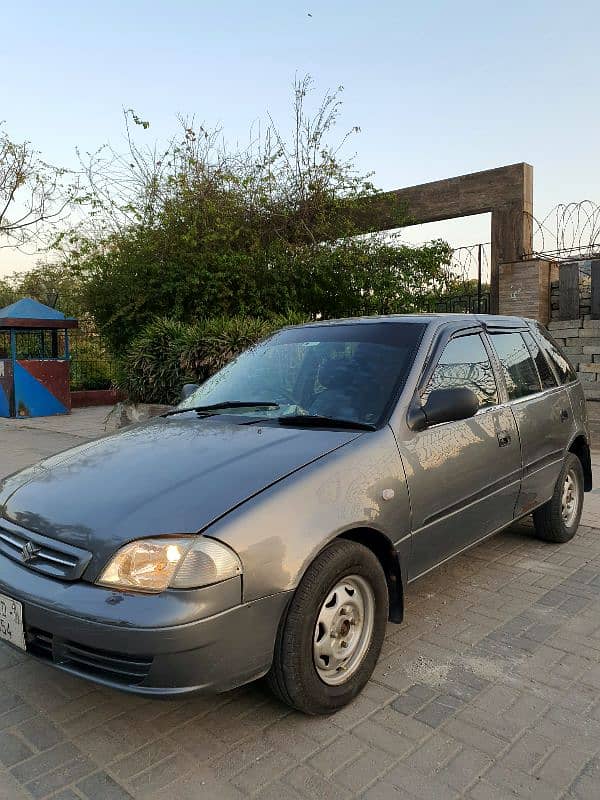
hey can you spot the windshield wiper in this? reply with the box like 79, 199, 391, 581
276, 415, 375, 431
162, 401, 280, 418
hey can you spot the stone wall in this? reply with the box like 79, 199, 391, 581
547, 306, 600, 441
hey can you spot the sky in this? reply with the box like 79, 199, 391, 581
1, 0, 599, 276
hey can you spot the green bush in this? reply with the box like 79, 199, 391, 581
119, 313, 306, 404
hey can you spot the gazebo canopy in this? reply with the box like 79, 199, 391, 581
0, 298, 78, 329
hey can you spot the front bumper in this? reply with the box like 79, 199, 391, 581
0, 553, 291, 695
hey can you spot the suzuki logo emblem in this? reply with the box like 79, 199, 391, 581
21, 541, 41, 563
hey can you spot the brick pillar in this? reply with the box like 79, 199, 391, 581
498, 259, 558, 324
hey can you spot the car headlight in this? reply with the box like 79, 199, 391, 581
97, 537, 242, 593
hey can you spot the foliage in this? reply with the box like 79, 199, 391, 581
119, 313, 306, 404
440, 277, 491, 298
58, 78, 451, 351
0, 262, 88, 320
0, 125, 78, 250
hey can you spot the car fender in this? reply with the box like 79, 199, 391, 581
201, 426, 412, 604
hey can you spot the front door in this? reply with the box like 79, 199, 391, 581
401, 331, 522, 580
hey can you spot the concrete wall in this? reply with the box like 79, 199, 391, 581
498, 259, 557, 324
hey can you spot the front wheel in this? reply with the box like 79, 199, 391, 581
533, 453, 584, 543
267, 539, 388, 714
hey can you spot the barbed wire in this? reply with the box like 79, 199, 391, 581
528, 201, 600, 260
447, 243, 491, 283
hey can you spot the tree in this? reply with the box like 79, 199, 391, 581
0, 262, 87, 320
0, 125, 77, 251
59, 78, 452, 350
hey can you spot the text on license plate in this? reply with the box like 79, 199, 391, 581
0, 593, 26, 651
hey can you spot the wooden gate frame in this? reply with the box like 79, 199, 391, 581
355, 163, 533, 313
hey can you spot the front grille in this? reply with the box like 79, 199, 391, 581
27, 627, 153, 686
0, 520, 91, 581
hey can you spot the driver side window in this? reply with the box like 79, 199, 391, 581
423, 333, 499, 409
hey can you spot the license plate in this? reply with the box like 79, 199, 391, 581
0, 593, 26, 651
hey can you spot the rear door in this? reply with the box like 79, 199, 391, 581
487, 329, 575, 516
403, 329, 521, 579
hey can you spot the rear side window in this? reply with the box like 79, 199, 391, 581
490, 332, 542, 400
534, 325, 577, 384
424, 333, 498, 408
522, 331, 557, 390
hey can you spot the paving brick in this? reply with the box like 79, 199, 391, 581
285, 764, 348, 800
391, 684, 437, 715
0, 690, 24, 715
568, 755, 600, 800
497, 731, 553, 773
352, 718, 414, 757
24, 754, 95, 799
483, 764, 558, 799
308, 733, 364, 777
372, 707, 433, 743
0, 733, 34, 767
17, 717, 64, 751
404, 734, 461, 774
231, 749, 292, 794
535, 745, 589, 790
50, 791, 80, 800
0, 703, 37, 732
144, 769, 244, 800
334, 746, 393, 793
10, 742, 81, 783
384, 762, 459, 799
128, 752, 195, 795
437, 746, 492, 792
77, 771, 134, 800
414, 699, 461, 728
0, 769, 30, 800
443, 718, 507, 757
111, 738, 178, 780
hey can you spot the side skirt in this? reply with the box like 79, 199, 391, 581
407, 506, 548, 585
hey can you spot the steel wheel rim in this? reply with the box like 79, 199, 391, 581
313, 574, 375, 686
561, 468, 580, 527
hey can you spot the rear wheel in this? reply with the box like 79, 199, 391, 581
533, 453, 584, 543
267, 539, 388, 714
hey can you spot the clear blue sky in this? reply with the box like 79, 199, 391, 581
2, 0, 599, 274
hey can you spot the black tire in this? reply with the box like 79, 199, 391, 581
267, 539, 388, 715
533, 452, 584, 543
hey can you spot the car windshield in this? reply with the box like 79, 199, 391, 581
176, 322, 426, 427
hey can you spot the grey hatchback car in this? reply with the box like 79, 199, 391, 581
0, 314, 592, 714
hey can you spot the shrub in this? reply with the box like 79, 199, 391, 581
119, 313, 306, 404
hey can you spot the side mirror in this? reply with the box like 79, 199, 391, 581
181, 383, 200, 402
422, 387, 479, 427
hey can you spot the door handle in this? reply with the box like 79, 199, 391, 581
560, 409, 569, 422
497, 431, 511, 447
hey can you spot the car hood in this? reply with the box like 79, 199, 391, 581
0, 415, 362, 577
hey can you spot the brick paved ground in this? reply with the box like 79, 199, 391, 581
1, 411, 600, 799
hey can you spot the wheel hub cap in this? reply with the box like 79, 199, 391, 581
561, 469, 579, 527
313, 575, 375, 686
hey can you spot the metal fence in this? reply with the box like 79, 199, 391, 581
433, 291, 492, 314
68, 331, 118, 391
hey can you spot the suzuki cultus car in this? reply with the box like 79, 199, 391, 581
0, 314, 591, 713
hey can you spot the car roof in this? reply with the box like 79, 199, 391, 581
294, 313, 533, 329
